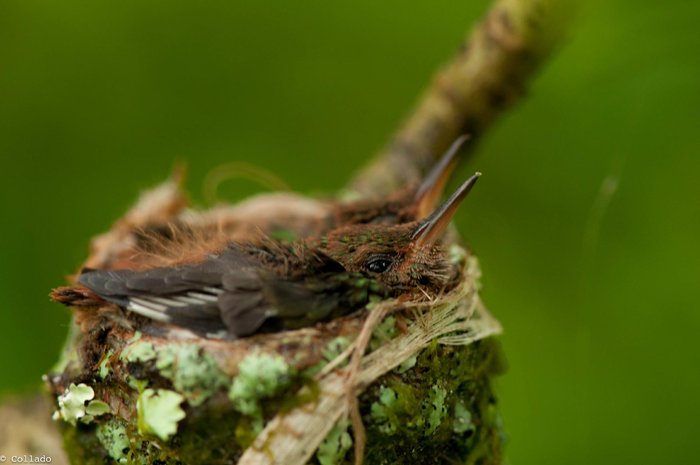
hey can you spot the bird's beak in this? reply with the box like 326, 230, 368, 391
411, 172, 481, 249
414, 135, 470, 219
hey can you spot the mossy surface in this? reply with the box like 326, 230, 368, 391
359, 339, 505, 465
49, 324, 504, 465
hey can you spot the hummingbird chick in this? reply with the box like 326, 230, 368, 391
53, 173, 481, 339
125, 135, 470, 268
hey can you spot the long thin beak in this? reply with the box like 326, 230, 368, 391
414, 135, 470, 219
411, 172, 481, 249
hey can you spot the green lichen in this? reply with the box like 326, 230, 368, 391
425, 385, 447, 435
228, 352, 294, 432
370, 386, 399, 435
322, 336, 351, 361
453, 400, 475, 434
370, 315, 397, 350
155, 343, 229, 406
56, 383, 94, 425
317, 419, 352, 465
304, 336, 352, 377
137, 388, 186, 441
121, 339, 156, 364
96, 418, 130, 464
86, 399, 111, 416
394, 354, 417, 374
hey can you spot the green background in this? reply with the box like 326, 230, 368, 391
1, 1, 698, 464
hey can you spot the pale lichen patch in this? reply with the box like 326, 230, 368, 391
136, 388, 186, 441
228, 352, 294, 431
55, 383, 94, 425
316, 419, 352, 465
453, 400, 475, 434
121, 339, 156, 364
425, 384, 447, 435
96, 418, 130, 464
155, 343, 229, 406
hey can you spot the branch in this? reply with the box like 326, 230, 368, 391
350, 0, 567, 195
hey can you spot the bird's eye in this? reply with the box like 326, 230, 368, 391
366, 255, 393, 273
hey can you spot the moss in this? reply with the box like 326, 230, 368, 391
62, 422, 109, 465
174, 402, 243, 464
52, 320, 503, 464
360, 339, 504, 465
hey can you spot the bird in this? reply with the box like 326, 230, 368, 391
124, 135, 471, 267
52, 172, 481, 339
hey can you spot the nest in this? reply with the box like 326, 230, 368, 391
47, 177, 504, 465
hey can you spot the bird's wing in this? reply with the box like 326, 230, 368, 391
78, 247, 254, 336
78, 247, 374, 338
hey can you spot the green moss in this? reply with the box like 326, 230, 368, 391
362, 339, 504, 465
155, 343, 229, 406
62, 421, 109, 465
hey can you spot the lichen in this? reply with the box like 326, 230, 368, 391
316, 419, 352, 465
322, 336, 351, 362
424, 384, 447, 435
453, 400, 475, 434
96, 418, 130, 464
228, 351, 294, 432
55, 383, 94, 425
394, 354, 417, 374
121, 339, 156, 364
370, 386, 399, 435
137, 388, 186, 441
303, 337, 352, 377
155, 343, 229, 406
370, 315, 397, 350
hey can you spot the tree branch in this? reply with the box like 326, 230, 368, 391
351, 0, 567, 196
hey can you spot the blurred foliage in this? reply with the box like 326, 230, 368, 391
1, 1, 698, 464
